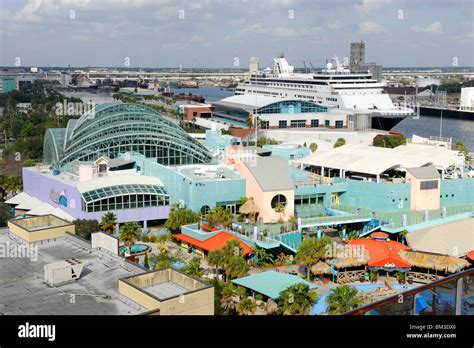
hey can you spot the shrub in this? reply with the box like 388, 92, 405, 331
141, 235, 150, 242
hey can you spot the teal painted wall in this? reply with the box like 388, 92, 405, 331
263, 145, 310, 162
440, 178, 474, 206
339, 180, 411, 211
131, 154, 246, 213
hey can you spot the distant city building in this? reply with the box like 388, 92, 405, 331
60, 72, 73, 86
350, 41, 383, 82
350, 41, 365, 68
0, 76, 17, 94
249, 57, 259, 75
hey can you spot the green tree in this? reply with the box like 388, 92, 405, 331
455, 140, 472, 161
100, 211, 117, 235
295, 236, 331, 280
239, 196, 248, 206
253, 244, 274, 267
73, 219, 99, 240
0, 202, 10, 227
144, 252, 150, 269
237, 298, 257, 315
326, 285, 360, 315
226, 255, 249, 280
183, 257, 203, 277
309, 142, 318, 153
277, 283, 318, 315
165, 204, 199, 234
119, 221, 141, 247
334, 137, 346, 148
398, 229, 409, 244
208, 249, 226, 279
206, 206, 233, 228
220, 283, 239, 315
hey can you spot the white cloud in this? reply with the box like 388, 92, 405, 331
411, 21, 443, 34
359, 21, 385, 34
354, 0, 391, 16
328, 20, 344, 30
271, 27, 299, 38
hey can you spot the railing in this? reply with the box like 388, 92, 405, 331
330, 203, 474, 230
407, 271, 443, 284
337, 270, 366, 284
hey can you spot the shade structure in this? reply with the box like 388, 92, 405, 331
310, 261, 331, 275
398, 250, 470, 274
467, 250, 474, 261
349, 238, 411, 270
238, 197, 259, 215
5, 192, 32, 205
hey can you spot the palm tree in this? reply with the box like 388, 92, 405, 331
398, 229, 409, 244
237, 297, 256, 315
295, 236, 331, 280
309, 142, 318, 153
208, 249, 225, 279
183, 257, 203, 277
277, 283, 318, 315
0, 174, 7, 201
226, 255, 249, 280
119, 221, 141, 248
220, 284, 238, 315
100, 212, 117, 235
326, 285, 360, 315
253, 245, 274, 267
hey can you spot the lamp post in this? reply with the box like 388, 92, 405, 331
288, 255, 294, 274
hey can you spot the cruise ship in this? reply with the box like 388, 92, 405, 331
235, 55, 415, 130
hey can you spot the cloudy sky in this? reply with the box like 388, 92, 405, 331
0, 0, 473, 68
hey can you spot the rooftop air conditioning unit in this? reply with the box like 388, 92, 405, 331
44, 258, 84, 286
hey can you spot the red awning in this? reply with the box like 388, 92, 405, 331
349, 238, 411, 268
467, 250, 474, 261
173, 232, 253, 254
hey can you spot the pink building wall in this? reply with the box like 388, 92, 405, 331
237, 161, 294, 223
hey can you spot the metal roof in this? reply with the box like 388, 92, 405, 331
295, 143, 457, 176
213, 95, 291, 111
406, 166, 440, 180
5, 192, 32, 205
76, 175, 165, 193
231, 270, 316, 299
244, 156, 294, 192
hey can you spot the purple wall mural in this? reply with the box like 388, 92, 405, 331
22, 168, 170, 223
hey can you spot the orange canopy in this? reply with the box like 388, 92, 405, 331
349, 238, 411, 268
173, 232, 253, 255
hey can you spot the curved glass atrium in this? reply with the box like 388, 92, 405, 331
43, 103, 213, 167
81, 184, 170, 213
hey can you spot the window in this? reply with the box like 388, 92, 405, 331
335, 120, 344, 129
271, 194, 287, 209
278, 120, 287, 129
311, 119, 319, 127
290, 120, 306, 128
261, 121, 269, 129
420, 180, 438, 190
324, 120, 330, 128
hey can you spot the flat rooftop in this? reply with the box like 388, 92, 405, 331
176, 164, 241, 181
0, 230, 143, 315
143, 282, 188, 299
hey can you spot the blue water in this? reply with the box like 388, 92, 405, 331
130, 245, 147, 253
392, 114, 474, 151
311, 283, 415, 315
170, 87, 233, 103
